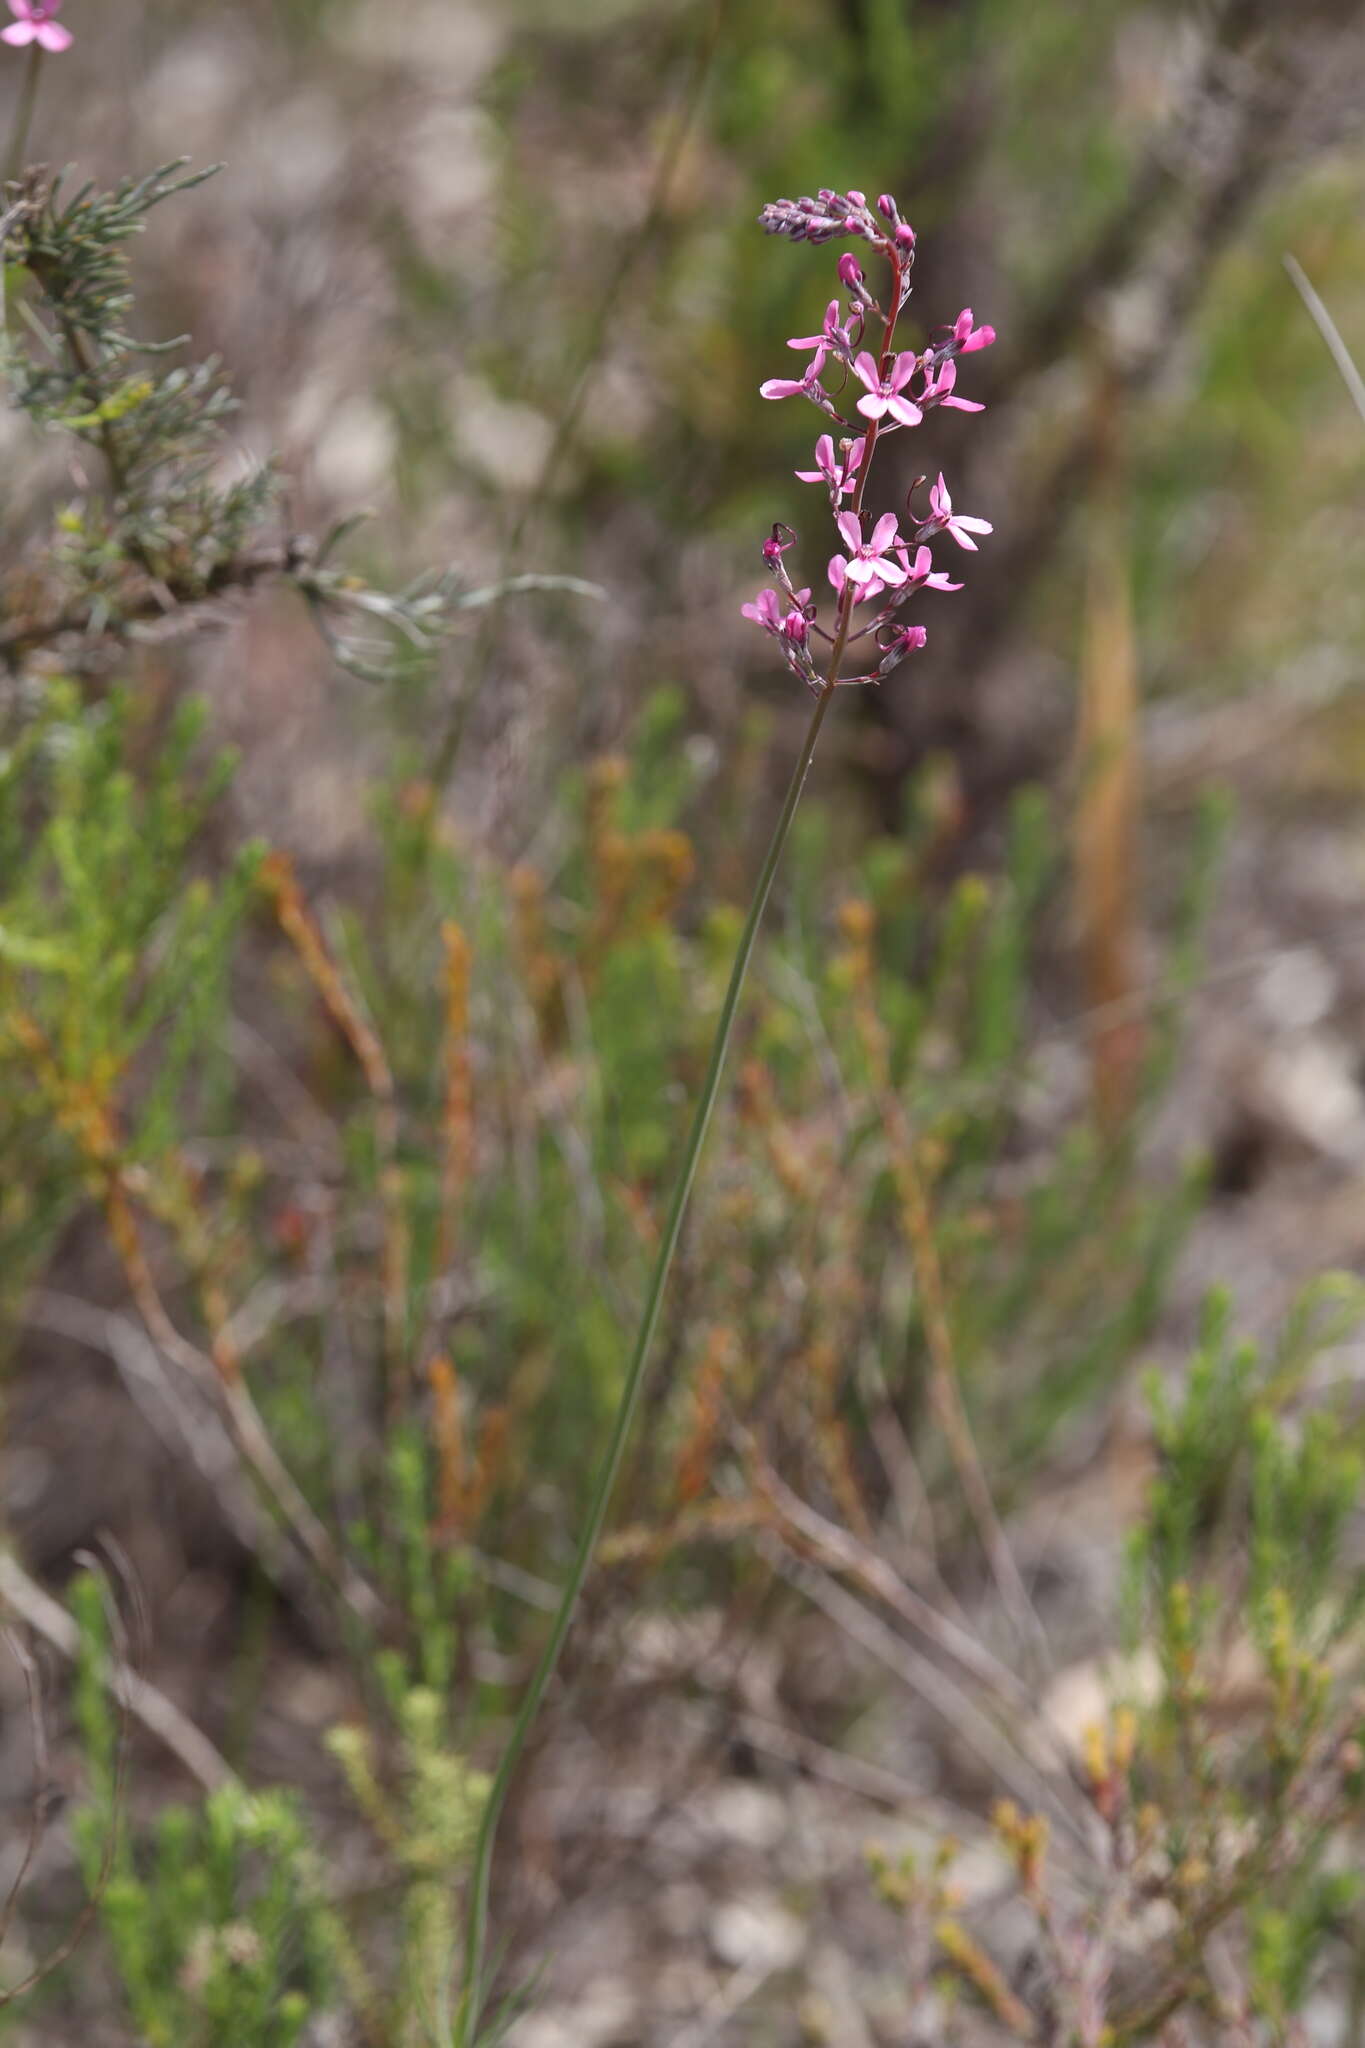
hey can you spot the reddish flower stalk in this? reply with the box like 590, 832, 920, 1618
750, 186, 995, 692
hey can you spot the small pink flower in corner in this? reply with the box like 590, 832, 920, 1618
927, 472, 993, 551
2, 0, 72, 49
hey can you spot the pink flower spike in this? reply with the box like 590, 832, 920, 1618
3, 0, 71, 49
952, 308, 996, 353
852, 350, 923, 428
928, 473, 993, 552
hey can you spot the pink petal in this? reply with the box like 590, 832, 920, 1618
786, 334, 826, 351
872, 557, 906, 587
851, 351, 882, 393
888, 352, 919, 393
6, 1, 36, 17
1, 19, 36, 40
759, 378, 807, 400
845, 559, 879, 589
887, 396, 923, 427
35, 18, 71, 46
957, 516, 993, 534
869, 512, 900, 554
794, 466, 826, 483
856, 393, 889, 420
953, 309, 974, 343
941, 396, 984, 412
960, 324, 995, 353
931, 474, 950, 513
946, 526, 979, 552
828, 556, 848, 594
835, 510, 862, 552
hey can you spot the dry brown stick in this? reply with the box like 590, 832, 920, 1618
0, 1551, 234, 1792
758, 1532, 1092, 1856
750, 1454, 1089, 1817
106, 1180, 383, 1629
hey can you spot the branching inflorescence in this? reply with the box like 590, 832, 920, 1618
745, 187, 994, 693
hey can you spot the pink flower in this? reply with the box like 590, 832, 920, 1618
920, 357, 983, 413
927, 473, 992, 551
852, 350, 923, 428
787, 299, 855, 359
760, 351, 827, 402
952, 308, 995, 354
761, 522, 796, 568
742, 585, 811, 644
795, 432, 864, 498
878, 622, 928, 672
2, 0, 72, 49
828, 510, 907, 598
899, 543, 963, 592
837, 253, 863, 290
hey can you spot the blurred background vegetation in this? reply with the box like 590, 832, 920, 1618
4, 0, 1365, 2040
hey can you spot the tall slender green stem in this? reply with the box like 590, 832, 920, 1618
457, 677, 837, 2043
3, 44, 43, 189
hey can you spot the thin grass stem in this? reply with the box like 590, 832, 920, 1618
457, 676, 836, 2042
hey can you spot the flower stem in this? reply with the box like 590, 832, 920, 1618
3, 44, 43, 189
456, 677, 837, 2043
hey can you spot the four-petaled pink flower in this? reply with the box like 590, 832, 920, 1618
742, 585, 811, 644
920, 357, 983, 413
787, 299, 855, 360
852, 350, 923, 428
952, 308, 995, 353
828, 510, 907, 598
2, 0, 72, 50
795, 432, 864, 498
760, 353, 827, 402
927, 473, 992, 552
